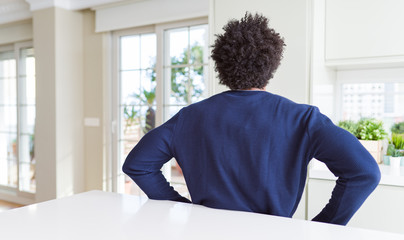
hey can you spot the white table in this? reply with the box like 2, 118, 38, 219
0, 191, 403, 240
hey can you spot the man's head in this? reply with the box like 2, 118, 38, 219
211, 12, 285, 90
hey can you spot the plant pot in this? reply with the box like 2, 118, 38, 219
359, 140, 383, 164
383, 155, 390, 165
390, 157, 401, 176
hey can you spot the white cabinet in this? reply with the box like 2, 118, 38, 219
308, 165, 404, 234
325, 0, 404, 67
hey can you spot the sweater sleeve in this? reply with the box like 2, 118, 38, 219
306, 107, 381, 225
122, 112, 191, 203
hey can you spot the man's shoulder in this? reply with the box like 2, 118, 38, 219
267, 92, 314, 112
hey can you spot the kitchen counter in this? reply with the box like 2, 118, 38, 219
309, 160, 404, 187
0, 190, 403, 239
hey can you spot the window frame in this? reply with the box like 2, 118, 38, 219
110, 18, 208, 193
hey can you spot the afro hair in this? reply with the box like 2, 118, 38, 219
211, 12, 285, 90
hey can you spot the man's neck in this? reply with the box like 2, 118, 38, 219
242, 87, 266, 91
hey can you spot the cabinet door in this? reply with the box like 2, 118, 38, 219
325, 0, 404, 61
308, 178, 404, 234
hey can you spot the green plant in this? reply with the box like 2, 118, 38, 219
391, 133, 404, 149
123, 106, 139, 133
391, 122, 404, 134
356, 118, 387, 140
170, 44, 204, 104
387, 144, 404, 157
337, 120, 358, 135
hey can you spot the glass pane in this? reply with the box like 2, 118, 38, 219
20, 106, 36, 135
120, 35, 140, 70
121, 105, 141, 141
341, 82, 404, 133
121, 70, 141, 105
166, 27, 189, 66
0, 78, 16, 106
140, 34, 157, 69
190, 66, 206, 102
0, 52, 16, 78
119, 139, 139, 195
20, 57, 36, 105
169, 67, 189, 105
189, 25, 208, 64
19, 134, 35, 192
0, 106, 17, 133
119, 139, 137, 166
0, 133, 17, 187
140, 69, 156, 95
165, 106, 184, 121
0, 56, 17, 105
141, 106, 156, 133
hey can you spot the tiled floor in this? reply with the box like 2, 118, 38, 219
0, 200, 23, 213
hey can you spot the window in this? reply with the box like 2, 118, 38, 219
163, 25, 209, 188
0, 43, 36, 195
337, 68, 404, 132
112, 19, 209, 196
116, 31, 157, 194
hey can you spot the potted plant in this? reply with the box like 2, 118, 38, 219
338, 118, 387, 164
387, 134, 404, 166
391, 122, 404, 134
356, 118, 387, 164
337, 120, 357, 135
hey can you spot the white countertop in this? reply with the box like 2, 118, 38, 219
0, 190, 403, 239
309, 160, 404, 187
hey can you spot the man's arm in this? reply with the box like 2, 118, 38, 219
122, 113, 191, 203
306, 107, 381, 225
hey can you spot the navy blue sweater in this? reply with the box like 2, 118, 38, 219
123, 90, 380, 225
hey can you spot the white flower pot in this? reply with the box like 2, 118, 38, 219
390, 157, 401, 176
359, 140, 383, 164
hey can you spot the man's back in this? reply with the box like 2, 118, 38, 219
123, 90, 380, 225
172, 90, 312, 216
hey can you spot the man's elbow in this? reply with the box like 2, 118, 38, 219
122, 160, 129, 175
366, 164, 381, 190
122, 158, 150, 178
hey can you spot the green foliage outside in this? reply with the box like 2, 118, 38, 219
123, 43, 204, 133
337, 118, 387, 140
124, 68, 156, 134
170, 44, 204, 104
391, 122, 404, 134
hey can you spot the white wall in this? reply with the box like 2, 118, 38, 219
210, 0, 312, 104
55, 7, 84, 198
82, 10, 104, 191
34, 7, 84, 201
311, 0, 336, 119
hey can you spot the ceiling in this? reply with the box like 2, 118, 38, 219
0, 0, 130, 25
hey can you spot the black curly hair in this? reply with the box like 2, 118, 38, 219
211, 12, 285, 90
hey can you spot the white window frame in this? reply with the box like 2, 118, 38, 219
110, 17, 209, 193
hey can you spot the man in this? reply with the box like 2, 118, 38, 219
123, 13, 380, 225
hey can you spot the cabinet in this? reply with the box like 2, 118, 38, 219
308, 164, 404, 234
325, 0, 404, 68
